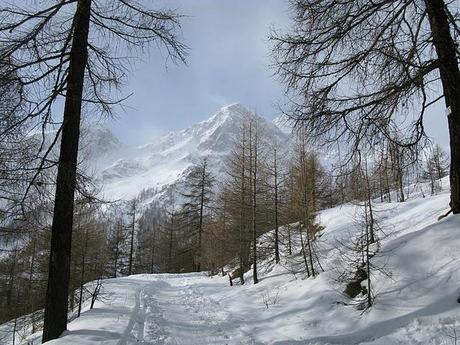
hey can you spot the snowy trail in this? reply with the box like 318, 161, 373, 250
47, 274, 259, 345
5, 180, 460, 345
134, 275, 258, 345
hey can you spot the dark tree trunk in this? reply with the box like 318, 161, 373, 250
305, 227, 315, 277
274, 149, 280, 264
365, 164, 376, 244
299, 224, 310, 277
239, 129, 246, 285
78, 225, 89, 318
28, 236, 37, 333
302, 169, 315, 277
425, 0, 460, 214
42, 0, 92, 341
150, 228, 156, 274
128, 201, 136, 276
5, 250, 17, 309
251, 125, 258, 284
114, 221, 121, 278
287, 225, 292, 256
167, 214, 174, 272
197, 162, 206, 272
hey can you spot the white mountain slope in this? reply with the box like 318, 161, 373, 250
3, 178, 458, 345
91, 103, 288, 201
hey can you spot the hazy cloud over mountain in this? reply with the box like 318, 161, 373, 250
108, 0, 449, 150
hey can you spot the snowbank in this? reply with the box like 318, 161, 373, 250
2, 179, 459, 344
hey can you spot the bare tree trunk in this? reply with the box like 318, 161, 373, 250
239, 128, 246, 285
305, 225, 315, 278
398, 169, 405, 202
78, 223, 89, 318
90, 278, 102, 309
150, 227, 156, 274
69, 261, 77, 313
197, 162, 206, 272
301, 141, 315, 278
42, 1, 92, 341
28, 235, 36, 333
392, 144, 405, 202
251, 124, 258, 284
128, 200, 137, 276
384, 154, 392, 202
364, 161, 375, 244
364, 202, 372, 308
114, 221, 121, 278
425, 0, 460, 214
298, 224, 310, 277
274, 149, 280, 264
12, 316, 17, 345
167, 213, 174, 272
287, 225, 292, 256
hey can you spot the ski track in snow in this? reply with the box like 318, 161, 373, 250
115, 275, 258, 345
3, 179, 459, 345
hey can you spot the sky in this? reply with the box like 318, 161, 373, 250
107, 0, 290, 145
106, 0, 450, 150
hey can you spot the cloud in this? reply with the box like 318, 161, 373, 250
107, 0, 449, 149
108, 0, 289, 145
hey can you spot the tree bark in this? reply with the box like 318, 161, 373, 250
252, 125, 258, 284
78, 223, 89, 318
42, 0, 91, 341
167, 213, 174, 272
114, 221, 121, 278
150, 227, 156, 274
197, 161, 206, 272
274, 149, 280, 264
239, 128, 246, 285
128, 200, 136, 276
425, 0, 460, 214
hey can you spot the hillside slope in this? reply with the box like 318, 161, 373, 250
89, 103, 288, 201
2, 180, 459, 345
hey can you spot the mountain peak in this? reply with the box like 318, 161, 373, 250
221, 102, 248, 113
96, 104, 289, 200
203, 103, 250, 126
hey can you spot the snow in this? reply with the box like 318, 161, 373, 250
89, 104, 288, 201
3, 179, 459, 345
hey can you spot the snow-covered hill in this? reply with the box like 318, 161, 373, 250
89, 103, 288, 201
3, 178, 458, 345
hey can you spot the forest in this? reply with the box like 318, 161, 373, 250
0, 0, 459, 344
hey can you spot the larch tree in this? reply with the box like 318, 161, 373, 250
181, 158, 215, 272
136, 200, 163, 274
0, 0, 185, 341
288, 130, 325, 277
266, 146, 283, 264
271, 0, 460, 214
248, 118, 260, 284
425, 144, 449, 195
222, 120, 250, 284
127, 198, 138, 276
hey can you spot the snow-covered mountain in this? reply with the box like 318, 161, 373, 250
89, 103, 289, 201
272, 114, 293, 134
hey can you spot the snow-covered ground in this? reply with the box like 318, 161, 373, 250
2, 179, 459, 345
